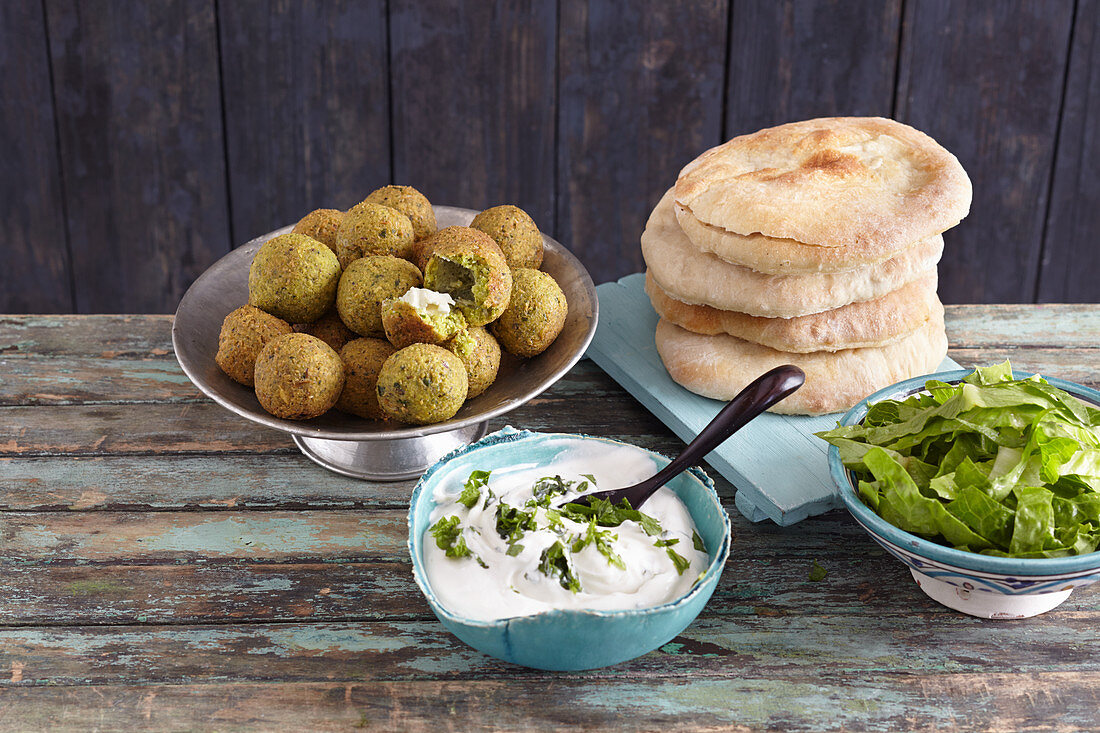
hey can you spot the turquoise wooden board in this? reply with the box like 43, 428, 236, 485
586, 273, 958, 526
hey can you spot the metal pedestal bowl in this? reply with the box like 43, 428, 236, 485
172, 206, 598, 480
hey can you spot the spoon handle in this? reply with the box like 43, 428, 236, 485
640, 365, 806, 496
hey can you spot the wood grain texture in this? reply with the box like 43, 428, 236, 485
1, 675, 1099, 732
0, 315, 173, 356
725, 0, 901, 135
0, 356, 199, 406
0, 1, 72, 313
0, 455, 417, 511
3, 610, 1100, 685
896, 0, 1075, 304
1039, 0, 1100, 302
0, 510, 406, 563
218, 0, 391, 244
389, 0, 557, 228
556, 0, 727, 282
45, 0, 230, 313
0, 403, 292, 456
944, 304, 1100, 348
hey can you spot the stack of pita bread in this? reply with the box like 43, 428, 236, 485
642, 117, 972, 414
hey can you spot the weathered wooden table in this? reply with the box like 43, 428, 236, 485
1, 307, 1098, 731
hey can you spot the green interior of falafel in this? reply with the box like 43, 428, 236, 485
425, 254, 492, 322
417, 308, 465, 339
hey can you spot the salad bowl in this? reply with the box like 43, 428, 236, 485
828, 368, 1100, 619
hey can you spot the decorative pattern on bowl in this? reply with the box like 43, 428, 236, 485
828, 368, 1100, 619
407, 426, 733, 670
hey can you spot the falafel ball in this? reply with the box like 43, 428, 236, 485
470, 205, 543, 269
381, 288, 467, 349
446, 325, 501, 399
248, 233, 341, 323
254, 333, 345, 420
423, 229, 512, 327
335, 201, 415, 267
336, 255, 422, 337
215, 305, 293, 387
376, 343, 468, 425
365, 185, 437, 242
490, 268, 568, 357
293, 308, 356, 353
335, 337, 396, 419
292, 208, 344, 255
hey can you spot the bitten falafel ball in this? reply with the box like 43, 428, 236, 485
381, 288, 467, 349
293, 308, 356, 353
470, 205, 543, 269
336, 337, 396, 420
335, 201, 415, 267
365, 185, 437, 242
491, 268, 567, 357
423, 228, 512, 327
446, 325, 501, 399
254, 333, 345, 420
336, 255, 422, 337
215, 305, 293, 387
248, 233, 341, 323
410, 225, 478, 272
292, 209, 344, 255
375, 344, 468, 425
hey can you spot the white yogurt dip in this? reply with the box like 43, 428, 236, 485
399, 287, 454, 314
422, 438, 710, 621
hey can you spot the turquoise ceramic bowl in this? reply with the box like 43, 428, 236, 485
408, 427, 732, 670
829, 369, 1100, 619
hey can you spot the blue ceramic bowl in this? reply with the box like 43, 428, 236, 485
829, 369, 1100, 619
408, 427, 732, 670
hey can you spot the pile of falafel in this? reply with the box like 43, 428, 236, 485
214, 185, 569, 426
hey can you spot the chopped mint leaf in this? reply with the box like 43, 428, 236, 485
808, 560, 828, 582
665, 546, 691, 575
532, 475, 571, 504
458, 487, 480, 509
495, 503, 537, 544
539, 540, 581, 592
561, 497, 664, 536
570, 519, 624, 569
429, 515, 470, 559
476, 556, 489, 569
581, 473, 597, 486
458, 470, 491, 508
654, 537, 679, 548
692, 530, 706, 553
506, 543, 524, 557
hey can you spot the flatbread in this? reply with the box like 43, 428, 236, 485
675, 117, 971, 251
641, 189, 943, 318
654, 310, 948, 415
674, 200, 940, 274
645, 270, 940, 353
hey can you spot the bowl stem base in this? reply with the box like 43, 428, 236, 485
910, 569, 1072, 619
293, 422, 490, 480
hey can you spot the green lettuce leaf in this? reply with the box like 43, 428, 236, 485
817, 362, 1100, 557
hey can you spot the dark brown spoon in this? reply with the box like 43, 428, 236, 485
569, 364, 805, 510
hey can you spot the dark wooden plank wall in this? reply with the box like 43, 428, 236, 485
1, 0, 1096, 313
